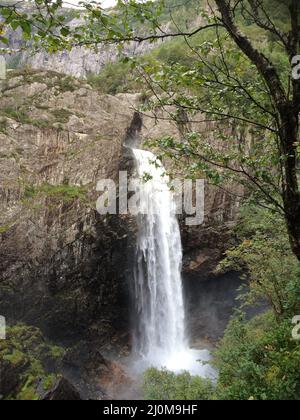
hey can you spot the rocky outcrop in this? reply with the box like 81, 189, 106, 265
62, 340, 133, 399
0, 69, 139, 344
6, 23, 157, 78
0, 69, 144, 398
38, 377, 82, 401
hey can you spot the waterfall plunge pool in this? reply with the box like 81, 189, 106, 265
131, 347, 217, 379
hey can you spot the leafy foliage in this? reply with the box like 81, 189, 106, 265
143, 368, 215, 400
86, 36, 197, 94
87, 61, 138, 94
218, 205, 300, 316
214, 312, 300, 400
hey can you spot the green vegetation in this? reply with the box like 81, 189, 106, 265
24, 183, 88, 203
1, 105, 32, 124
214, 312, 300, 400
4, 69, 80, 95
86, 2, 289, 96
50, 108, 73, 123
143, 368, 214, 400
87, 61, 137, 95
0, 324, 66, 400
0, 105, 55, 128
218, 205, 300, 317
87, 36, 202, 94
211, 205, 300, 400
0, 223, 14, 234
0, 116, 8, 133
57, 75, 77, 93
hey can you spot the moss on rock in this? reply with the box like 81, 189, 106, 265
0, 323, 66, 400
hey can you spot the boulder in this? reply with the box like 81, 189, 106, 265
38, 377, 81, 401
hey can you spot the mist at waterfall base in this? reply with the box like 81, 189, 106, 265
130, 149, 215, 379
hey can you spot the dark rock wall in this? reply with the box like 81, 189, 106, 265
0, 213, 134, 343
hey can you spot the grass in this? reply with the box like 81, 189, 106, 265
24, 183, 87, 203
50, 108, 73, 124
1, 106, 31, 124
0, 106, 53, 128
58, 75, 77, 93
0, 104, 75, 128
0, 117, 8, 133
0, 222, 15, 234
42, 374, 57, 392
6, 68, 80, 94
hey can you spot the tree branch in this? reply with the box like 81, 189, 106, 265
215, 0, 286, 107
76, 23, 224, 46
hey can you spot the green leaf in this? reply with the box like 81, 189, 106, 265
0, 36, 9, 45
60, 27, 70, 37
20, 21, 32, 35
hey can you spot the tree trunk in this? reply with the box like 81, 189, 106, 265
215, 0, 300, 261
279, 103, 300, 261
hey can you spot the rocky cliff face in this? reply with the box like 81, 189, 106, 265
0, 69, 140, 346
6, 26, 156, 78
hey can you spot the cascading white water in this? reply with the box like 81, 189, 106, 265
133, 148, 186, 362
132, 149, 214, 376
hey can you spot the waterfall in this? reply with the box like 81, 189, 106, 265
132, 149, 186, 365
131, 148, 215, 377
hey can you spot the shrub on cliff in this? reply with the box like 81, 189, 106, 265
0, 324, 66, 400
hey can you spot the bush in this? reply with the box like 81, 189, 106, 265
87, 61, 140, 94
214, 312, 300, 400
214, 204, 300, 400
218, 205, 300, 317
143, 368, 215, 400
87, 37, 199, 95
0, 324, 66, 400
